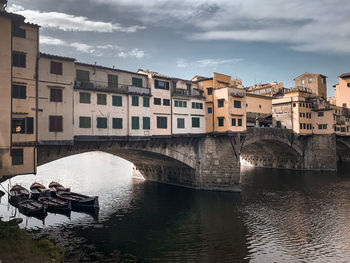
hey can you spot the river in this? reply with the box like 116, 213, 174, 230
1, 151, 350, 262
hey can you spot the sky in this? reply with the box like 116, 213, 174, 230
6, 0, 350, 96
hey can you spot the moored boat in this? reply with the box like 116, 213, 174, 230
30, 182, 49, 199
9, 184, 30, 203
17, 199, 47, 217
56, 191, 99, 209
49, 182, 70, 196
38, 196, 71, 213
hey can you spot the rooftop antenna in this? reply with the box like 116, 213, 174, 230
0, 0, 8, 11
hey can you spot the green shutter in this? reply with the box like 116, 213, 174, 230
132, 77, 142, 88
143, 97, 150, 107
79, 117, 91, 128
192, 117, 200, 128
108, 74, 118, 88
132, 96, 139, 106
132, 116, 139, 130
157, 117, 167, 129
97, 94, 107, 105
143, 117, 150, 130
192, 102, 195, 108
97, 117, 107, 129
112, 118, 123, 129
177, 118, 185, 129
80, 92, 91, 104
112, 96, 122, 106
76, 70, 90, 82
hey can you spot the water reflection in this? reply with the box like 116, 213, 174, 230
1, 152, 350, 262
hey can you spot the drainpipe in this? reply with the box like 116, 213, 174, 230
34, 27, 39, 174
10, 20, 13, 150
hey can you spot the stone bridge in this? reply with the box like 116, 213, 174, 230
37, 128, 342, 192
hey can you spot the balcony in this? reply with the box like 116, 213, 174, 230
74, 81, 150, 95
172, 88, 204, 98
230, 90, 245, 98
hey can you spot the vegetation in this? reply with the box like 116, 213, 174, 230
0, 219, 64, 263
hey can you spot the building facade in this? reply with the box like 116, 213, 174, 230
294, 72, 327, 98
334, 73, 350, 108
246, 93, 273, 127
246, 82, 285, 97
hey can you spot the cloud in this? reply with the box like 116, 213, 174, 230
8, 4, 146, 33
40, 36, 146, 58
176, 58, 242, 68
91, 0, 350, 54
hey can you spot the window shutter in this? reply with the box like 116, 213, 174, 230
25, 117, 34, 134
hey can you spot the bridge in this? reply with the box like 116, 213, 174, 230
36, 128, 346, 192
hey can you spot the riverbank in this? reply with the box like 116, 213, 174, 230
0, 218, 64, 262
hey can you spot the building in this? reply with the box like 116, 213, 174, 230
272, 87, 313, 135
0, 10, 39, 176
38, 53, 75, 145
195, 73, 246, 133
246, 93, 273, 127
333, 73, 350, 108
74, 63, 150, 138
246, 82, 285, 97
171, 78, 206, 134
294, 72, 327, 98
310, 97, 334, 135
138, 70, 172, 136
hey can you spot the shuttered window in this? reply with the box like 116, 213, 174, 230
131, 116, 139, 130
218, 117, 224, 127
50, 88, 63, 102
112, 118, 123, 129
132, 77, 142, 87
154, 79, 169, 90
11, 117, 33, 134
143, 117, 150, 130
234, 100, 241, 108
79, 117, 91, 128
132, 96, 139, 106
238, 118, 242, 126
112, 96, 122, 106
143, 97, 149, 107
108, 74, 118, 89
97, 117, 107, 129
50, 61, 63, 75
154, 98, 161, 105
79, 92, 91, 104
12, 26, 26, 38
76, 70, 90, 82
97, 94, 107, 105
163, 99, 170, 106
13, 52, 26, 68
157, 117, 167, 129
11, 149, 23, 165
49, 116, 63, 132
192, 117, 200, 128
177, 118, 185, 129
12, 85, 26, 99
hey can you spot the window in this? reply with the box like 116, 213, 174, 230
174, 100, 187, 108
343, 103, 347, 108
300, 113, 303, 118
322, 78, 326, 84
177, 118, 185, 129
323, 124, 327, 129
80, 92, 91, 104
132, 96, 139, 106
218, 117, 224, 127
347, 83, 350, 88
154, 98, 161, 105
207, 88, 213, 95
303, 123, 306, 129
79, 117, 91, 128
12, 85, 26, 99
318, 124, 323, 129
318, 111, 324, 117
12, 52, 26, 68
238, 118, 242, 127
12, 26, 26, 38
96, 117, 107, 129
234, 100, 241, 108
132, 116, 139, 130
132, 77, 142, 88
192, 102, 203, 109
108, 74, 118, 89
112, 95, 122, 106
301, 79, 305, 85
11, 149, 23, 166
49, 116, 63, 132
11, 117, 33, 134
163, 99, 170, 106
300, 123, 303, 129
308, 77, 312, 83
50, 88, 62, 102
143, 117, 150, 130
143, 97, 150, 107
293, 103, 296, 107
50, 61, 63, 75
157, 116, 167, 129
218, 99, 224, 108
97, 94, 107, 105
76, 70, 90, 82
208, 107, 212, 114
112, 118, 123, 129
192, 117, 200, 128
155, 80, 170, 90
232, 118, 236, 126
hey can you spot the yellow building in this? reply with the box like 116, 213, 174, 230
334, 73, 350, 108
195, 73, 246, 133
246, 93, 273, 127
294, 72, 327, 98
0, 10, 39, 177
246, 82, 285, 97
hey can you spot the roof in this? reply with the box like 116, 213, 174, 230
76, 62, 148, 77
246, 93, 273, 100
137, 69, 172, 80
293, 72, 328, 80
0, 11, 39, 27
339, 72, 350, 79
40, 52, 76, 62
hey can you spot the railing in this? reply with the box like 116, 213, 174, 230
74, 80, 150, 95
230, 90, 245, 98
172, 88, 204, 98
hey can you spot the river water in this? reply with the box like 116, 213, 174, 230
1, 151, 350, 262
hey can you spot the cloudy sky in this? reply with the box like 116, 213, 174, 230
7, 0, 350, 96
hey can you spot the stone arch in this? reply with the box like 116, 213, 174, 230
336, 139, 350, 162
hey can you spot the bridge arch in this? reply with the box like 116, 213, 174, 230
336, 138, 350, 163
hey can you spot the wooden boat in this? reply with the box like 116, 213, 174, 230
9, 184, 30, 203
17, 199, 47, 217
48, 182, 70, 196
38, 196, 71, 213
30, 182, 49, 199
56, 191, 99, 209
